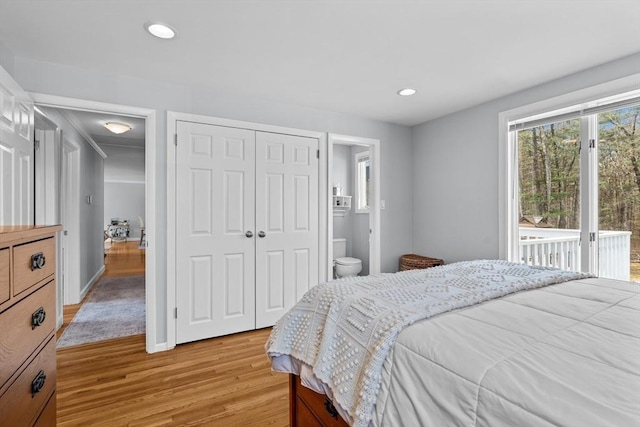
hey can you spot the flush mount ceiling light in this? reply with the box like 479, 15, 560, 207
104, 122, 132, 134
144, 22, 176, 39
397, 88, 417, 96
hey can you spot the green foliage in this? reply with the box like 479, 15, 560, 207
518, 105, 640, 256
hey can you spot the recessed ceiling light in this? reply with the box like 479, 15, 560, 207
397, 88, 417, 96
144, 22, 176, 39
104, 122, 132, 134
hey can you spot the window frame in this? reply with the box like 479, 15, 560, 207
498, 75, 639, 271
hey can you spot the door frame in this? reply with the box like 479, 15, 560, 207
327, 134, 381, 279
29, 93, 159, 353
498, 73, 640, 264
34, 110, 61, 225
167, 111, 327, 350
60, 136, 80, 306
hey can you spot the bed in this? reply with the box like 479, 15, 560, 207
265, 260, 640, 427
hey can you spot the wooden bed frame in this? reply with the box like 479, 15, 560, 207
289, 374, 349, 427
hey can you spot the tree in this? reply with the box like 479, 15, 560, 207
518, 105, 640, 260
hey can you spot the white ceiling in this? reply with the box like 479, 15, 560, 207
2, 1, 639, 126
67, 110, 145, 148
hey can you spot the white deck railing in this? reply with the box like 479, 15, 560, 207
519, 228, 631, 281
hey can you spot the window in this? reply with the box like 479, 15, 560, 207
508, 91, 640, 281
355, 151, 370, 213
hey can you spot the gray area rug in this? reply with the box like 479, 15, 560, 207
57, 275, 145, 348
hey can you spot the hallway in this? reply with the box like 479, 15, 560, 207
57, 241, 145, 339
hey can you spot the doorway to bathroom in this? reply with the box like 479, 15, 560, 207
327, 134, 381, 280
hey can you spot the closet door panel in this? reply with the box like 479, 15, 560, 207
255, 132, 318, 328
265, 250, 285, 312
176, 122, 256, 344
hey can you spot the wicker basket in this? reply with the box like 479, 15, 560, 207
399, 254, 444, 271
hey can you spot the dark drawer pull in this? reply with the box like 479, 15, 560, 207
32, 307, 46, 329
31, 370, 46, 397
324, 396, 338, 419
31, 252, 46, 270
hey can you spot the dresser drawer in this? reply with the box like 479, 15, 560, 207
13, 237, 55, 296
0, 248, 9, 305
0, 280, 56, 389
0, 335, 56, 427
33, 391, 57, 427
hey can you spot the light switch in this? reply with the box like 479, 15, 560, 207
380, 200, 386, 210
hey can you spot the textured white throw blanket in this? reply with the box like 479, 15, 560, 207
265, 260, 591, 427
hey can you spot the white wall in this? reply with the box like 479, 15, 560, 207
40, 106, 105, 292
0, 40, 15, 77
102, 144, 145, 238
10, 55, 414, 346
412, 53, 640, 264
104, 183, 145, 239
102, 144, 144, 182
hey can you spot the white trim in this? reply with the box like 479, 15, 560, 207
354, 150, 371, 214
59, 110, 108, 159
29, 93, 152, 118
80, 265, 105, 300
318, 134, 328, 285
167, 112, 325, 139
0, 66, 29, 98
98, 143, 145, 150
327, 133, 381, 277
151, 342, 170, 353
498, 73, 640, 261
166, 113, 177, 351
104, 180, 145, 185
29, 92, 159, 354
166, 111, 327, 350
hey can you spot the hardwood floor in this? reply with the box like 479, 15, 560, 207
56, 329, 288, 426
103, 240, 146, 277
57, 241, 289, 426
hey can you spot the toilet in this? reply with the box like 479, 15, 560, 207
333, 238, 362, 278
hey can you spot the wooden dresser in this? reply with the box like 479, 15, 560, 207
0, 225, 61, 427
290, 374, 349, 427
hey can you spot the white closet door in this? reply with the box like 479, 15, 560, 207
0, 66, 34, 225
176, 121, 256, 344
255, 132, 318, 328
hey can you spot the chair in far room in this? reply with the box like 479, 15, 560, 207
138, 216, 146, 247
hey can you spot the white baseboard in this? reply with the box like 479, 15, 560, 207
147, 341, 172, 354
80, 265, 105, 300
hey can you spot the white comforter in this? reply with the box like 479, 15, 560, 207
267, 264, 640, 426
372, 276, 640, 426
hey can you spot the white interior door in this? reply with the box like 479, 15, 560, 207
60, 138, 80, 304
255, 132, 318, 328
0, 66, 34, 225
176, 121, 256, 344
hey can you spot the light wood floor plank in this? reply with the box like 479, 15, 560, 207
57, 331, 289, 426
57, 241, 288, 425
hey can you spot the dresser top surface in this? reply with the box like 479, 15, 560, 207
0, 225, 62, 245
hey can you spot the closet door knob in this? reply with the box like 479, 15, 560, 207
245, 231, 254, 238
258, 231, 266, 238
